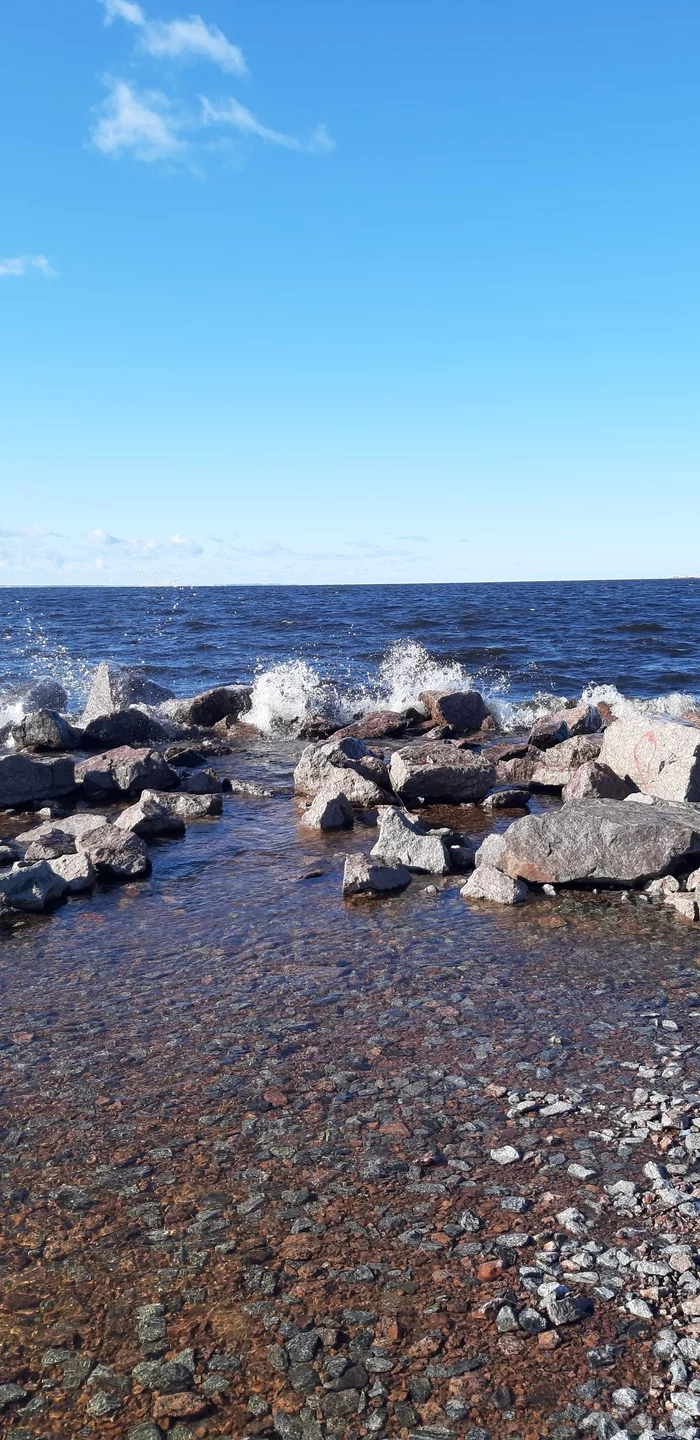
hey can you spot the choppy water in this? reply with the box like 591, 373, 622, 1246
1, 579, 700, 734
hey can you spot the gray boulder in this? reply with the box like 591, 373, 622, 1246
115, 794, 186, 839
370, 806, 451, 874
475, 832, 508, 868
82, 662, 173, 724
329, 709, 415, 740
418, 689, 490, 734
461, 865, 528, 905
160, 685, 251, 729
498, 797, 700, 887
562, 760, 630, 802
0, 860, 68, 911
294, 737, 391, 805
76, 747, 180, 798
342, 854, 412, 897
76, 825, 151, 880
600, 715, 700, 802
18, 813, 108, 844
496, 746, 544, 785
0, 841, 22, 867
12, 709, 82, 752
301, 791, 354, 830
530, 733, 604, 791
528, 715, 570, 749
482, 788, 531, 810
0, 753, 75, 808
389, 741, 496, 803
48, 852, 95, 894
135, 788, 222, 821
177, 767, 222, 794
2, 677, 68, 715
24, 828, 76, 861
82, 708, 170, 748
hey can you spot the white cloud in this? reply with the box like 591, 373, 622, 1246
0, 254, 57, 278
200, 98, 334, 154
92, 80, 184, 161
142, 17, 248, 76
100, 0, 146, 24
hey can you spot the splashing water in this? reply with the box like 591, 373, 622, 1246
246, 660, 352, 735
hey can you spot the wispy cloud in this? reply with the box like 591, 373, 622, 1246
99, 1, 248, 75
91, 79, 184, 161
200, 98, 333, 153
0, 255, 57, 279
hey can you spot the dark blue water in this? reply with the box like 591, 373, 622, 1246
1, 579, 699, 714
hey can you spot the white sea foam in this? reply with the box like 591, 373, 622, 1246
247, 659, 352, 735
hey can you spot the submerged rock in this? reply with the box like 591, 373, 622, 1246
482, 788, 531, 810
115, 794, 186, 839
0, 860, 68, 911
12, 709, 82, 752
76, 825, 151, 881
160, 685, 251, 729
177, 768, 222, 795
418, 689, 490, 734
136, 788, 222, 821
294, 737, 391, 806
370, 806, 451, 874
76, 747, 180, 798
461, 865, 528, 905
389, 741, 496, 804
342, 854, 412, 897
82, 662, 173, 725
301, 791, 354, 830
600, 715, 700, 802
0, 753, 75, 809
498, 798, 700, 886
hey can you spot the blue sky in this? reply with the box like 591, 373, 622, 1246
1, 1, 699, 585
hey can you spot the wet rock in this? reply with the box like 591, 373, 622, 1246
161, 685, 251, 728
82, 661, 173, 724
77, 825, 151, 881
495, 745, 543, 784
76, 746, 180, 798
482, 788, 531, 810
115, 792, 186, 839
294, 737, 391, 805
529, 716, 570, 749
0, 841, 21, 866
665, 892, 698, 922
3, 676, 68, 715
301, 791, 354, 831
0, 860, 68, 911
47, 852, 95, 893
370, 806, 451, 874
329, 709, 417, 740
0, 1384, 28, 1410
11, 709, 82, 752
342, 854, 412, 897
498, 797, 700, 886
140, 788, 223, 821
562, 760, 630, 802
177, 767, 222, 794
418, 689, 490, 734
461, 865, 528, 905
530, 733, 605, 791
23, 827, 76, 861
0, 753, 75, 808
600, 714, 700, 802
82, 708, 170, 748
18, 812, 108, 843
389, 741, 496, 804
132, 1359, 193, 1392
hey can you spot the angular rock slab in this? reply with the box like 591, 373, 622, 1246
389, 741, 496, 804
137, 788, 223, 821
77, 826, 151, 881
82, 662, 173, 724
160, 684, 251, 728
418, 689, 490, 734
0, 860, 68, 911
48, 852, 95, 894
12, 709, 82, 752
301, 791, 354, 830
0, 753, 75, 809
600, 714, 700, 802
115, 793, 186, 838
294, 737, 391, 805
76, 747, 180, 798
370, 806, 451, 874
82, 709, 170, 749
562, 760, 630, 802
498, 798, 700, 887
461, 865, 528, 905
342, 854, 411, 897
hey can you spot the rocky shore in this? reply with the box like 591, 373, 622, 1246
2, 666, 700, 1439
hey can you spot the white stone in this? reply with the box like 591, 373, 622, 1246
460, 865, 528, 906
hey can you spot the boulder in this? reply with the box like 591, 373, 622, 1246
0, 841, 22, 867
482, 788, 531, 811
389, 741, 496, 804
548, 704, 603, 736
177, 768, 222, 795
82, 662, 173, 724
530, 733, 605, 792
599, 715, 700, 802
294, 737, 391, 805
17, 813, 108, 844
418, 690, 490, 734
447, 839, 476, 871
160, 685, 251, 729
2, 677, 69, 715
461, 865, 528, 905
497, 798, 700, 887
24, 828, 76, 862
0, 754, 75, 809
82, 709, 170, 748
475, 833, 508, 868
666, 892, 698, 922
115, 794, 186, 839
342, 854, 412, 897
528, 716, 570, 749
164, 739, 231, 766
329, 710, 416, 741
496, 747, 542, 785
562, 760, 630, 802
76, 826, 151, 881
370, 806, 451, 874
136, 788, 222, 821
0, 860, 68, 911
301, 791, 354, 830
76, 747, 180, 798
48, 852, 95, 894
11, 709, 82, 752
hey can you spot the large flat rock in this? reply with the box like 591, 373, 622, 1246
498, 797, 700, 887
389, 741, 496, 803
0, 754, 75, 808
600, 715, 700, 802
